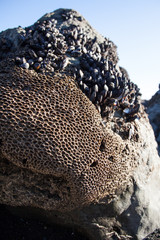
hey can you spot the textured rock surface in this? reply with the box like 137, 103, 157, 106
145, 89, 160, 155
0, 59, 135, 212
41, 117, 160, 240
0, 8, 141, 122
0, 8, 138, 212
1, 116, 160, 240
0, 8, 160, 240
143, 229, 160, 240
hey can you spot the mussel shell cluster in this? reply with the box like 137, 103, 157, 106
0, 9, 141, 121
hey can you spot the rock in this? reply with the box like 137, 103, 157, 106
143, 229, 160, 240
145, 89, 160, 155
0, 8, 141, 122
0, 59, 135, 212
1, 115, 160, 240
0, 8, 160, 240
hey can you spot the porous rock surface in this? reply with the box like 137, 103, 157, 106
0, 8, 160, 240
0, 59, 133, 211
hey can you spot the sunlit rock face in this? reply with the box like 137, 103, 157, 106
0, 8, 160, 240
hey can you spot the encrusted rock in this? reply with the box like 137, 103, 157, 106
0, 59, 135, 211
0, 8, 141, 122
0, 8, 160, 240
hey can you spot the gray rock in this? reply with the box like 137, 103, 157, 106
145, 89, 160, 155
0, 26, 26, 51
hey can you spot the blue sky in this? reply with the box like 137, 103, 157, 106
0, 0, 160, 99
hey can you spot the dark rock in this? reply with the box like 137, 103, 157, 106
0, 204, 88, 240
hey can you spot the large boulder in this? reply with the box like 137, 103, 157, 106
0, 8, 160, 240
